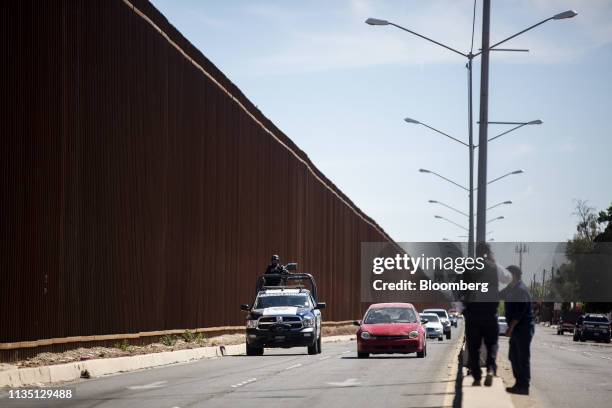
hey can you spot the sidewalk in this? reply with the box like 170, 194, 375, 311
453, 341, 515, 408
461, 372, 513, 408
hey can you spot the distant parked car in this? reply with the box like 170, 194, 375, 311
421, 313, 444, 341
354, 303, 427, 358
573, 314, 611, 343
557, 313, 578, 335
498, 316, 508, 335
422, 309, 451, 339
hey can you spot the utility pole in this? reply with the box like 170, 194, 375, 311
467, 58, 475, 257
515, 243, 528, 270
476, 0, 491, 244
542, 269, 546, 298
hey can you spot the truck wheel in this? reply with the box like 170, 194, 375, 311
438, 336, 443, 341
316, 336, 322, 354
307, 341, 318, 355
246, 345, 263, 356
580, 334, 586, 342
573, 333, 578, 342
417, 345, 426, 358
446, 332, 451, 340
357, 352, 369, 358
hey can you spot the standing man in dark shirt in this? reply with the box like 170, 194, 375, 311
264, 255, 286, 286
464, 243, 499, 387
500, 265, 534, 395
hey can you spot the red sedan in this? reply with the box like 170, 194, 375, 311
354, 303, 427, 358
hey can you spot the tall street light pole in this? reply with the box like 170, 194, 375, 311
367, 8, 577, 249
473, 7, 577, 243
476, 0, 492, 245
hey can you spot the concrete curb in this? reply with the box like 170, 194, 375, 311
461, 375, 514, 408
0, 335, 353, 388
443, 326, 466, 407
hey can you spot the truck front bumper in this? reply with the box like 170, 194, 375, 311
246, 328, 317, 348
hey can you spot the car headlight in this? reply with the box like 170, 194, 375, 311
246, 319, 259, 329
302, 316, 315, 328
361, 331, 375, 340
409, 330, 419, 339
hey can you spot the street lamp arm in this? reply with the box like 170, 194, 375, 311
487, 170, 522, 185
435, 215, 469, 231
425, 170, 469, 192
388, 22, 468, 58
418, 122, 470, 147
430, 200, 469, 217
472, 17, 553, 57
487, 123, 527, 143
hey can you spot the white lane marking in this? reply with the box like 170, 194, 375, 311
285, 363, 302, 371
231, 377, 257, 388
327, 378, 361, 387
319, 356, 331, 361
127, 380, 167, 390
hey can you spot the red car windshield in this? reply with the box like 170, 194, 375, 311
364, 308, 417, 324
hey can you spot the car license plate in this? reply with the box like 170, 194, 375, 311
275, 336, 285, 341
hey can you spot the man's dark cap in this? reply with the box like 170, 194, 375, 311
476, 242, 491, 258
507, 265, 522, 276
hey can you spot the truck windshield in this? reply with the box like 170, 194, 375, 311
364, 308, 417, 324
255, 295, 310, 309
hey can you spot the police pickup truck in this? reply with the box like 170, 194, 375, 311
240, 270, 326, 356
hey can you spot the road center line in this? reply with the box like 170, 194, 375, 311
285, 363, 302, 370
231, 377, 257, 388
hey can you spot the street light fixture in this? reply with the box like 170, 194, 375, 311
487, 170, 524, 186
487, 200, 512, 211
487, 216, 505, 224
365, 18, 390, 26
434, 215, 468, 231
480, 120, 543, 145
429, 199, 469, 217
405, 118, 470, 147
553, 10, 578, 20
419, 168, 469, 191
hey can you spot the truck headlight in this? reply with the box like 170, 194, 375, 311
302, 317, 315, 328
361, 332, 375, 340
246, 319, 259, 329
409, 330, 419, 339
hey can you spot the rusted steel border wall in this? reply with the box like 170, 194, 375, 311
0, 0, 409, 360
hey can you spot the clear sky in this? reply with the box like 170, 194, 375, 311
151, 0, 612, 243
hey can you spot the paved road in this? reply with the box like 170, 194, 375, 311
498, 325, 612, 408
2, 325, 463, 408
